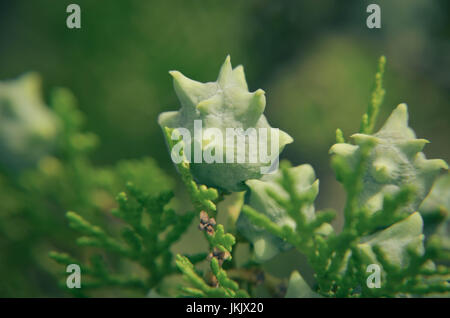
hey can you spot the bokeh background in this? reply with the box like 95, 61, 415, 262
0, 0, 448, 296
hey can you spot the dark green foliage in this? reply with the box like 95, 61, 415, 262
175, 255, 248, 298
0, 85, 175, 296
50, 183, 194, 296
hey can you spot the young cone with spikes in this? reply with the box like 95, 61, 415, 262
158, 56, 293, 192
330, 103, 448, 213
237, 164, 333, 262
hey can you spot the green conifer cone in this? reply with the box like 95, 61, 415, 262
158, 56, 293, 191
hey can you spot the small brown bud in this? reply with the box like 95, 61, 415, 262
198, 211, 216, 235
199, 211, 209, 223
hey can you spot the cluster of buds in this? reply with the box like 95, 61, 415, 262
198, 211, 216, 236
207, 247, 231, 266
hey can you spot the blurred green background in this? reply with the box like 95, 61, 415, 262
0, 0, 449, 296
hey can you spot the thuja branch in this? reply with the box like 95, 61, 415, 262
163, 127, 218, 217
162, 128, 247, 297
240, 56, 448, 297
360, 55, 386, 134
50, 182, 194, 294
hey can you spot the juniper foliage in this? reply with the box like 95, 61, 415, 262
50, 183, 194, 296
1, 55, 447, 298
51, 56, 449, 298
241, 57, 449, 297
